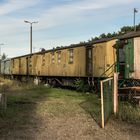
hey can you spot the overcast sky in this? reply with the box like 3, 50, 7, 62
0, 0, 140, 57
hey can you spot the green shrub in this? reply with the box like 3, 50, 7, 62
74, 79, 90, 92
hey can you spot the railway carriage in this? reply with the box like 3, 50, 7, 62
1, 59, 11, 76
11, 55, 29, 80
116, 31, 140, 86
92, 38, 117, 78
2, 31, 140, 88
0, 38, 117, 86
36, 44, 87, 86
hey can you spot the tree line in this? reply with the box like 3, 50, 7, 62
88, 23, 140, 42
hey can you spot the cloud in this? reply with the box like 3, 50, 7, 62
0, 0, 40, 15
0, 0, 139, 57
34, 0, 139, 30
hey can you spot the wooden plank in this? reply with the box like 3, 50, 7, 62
119, 86, 140, 90
113, 73, 118, 115
100, 81, 104, 128
134, 37, 140, 79
101, 77, 113, 83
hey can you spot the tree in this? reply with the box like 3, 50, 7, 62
1, 53, 7, 60
86, 23, 140, 44
99, 33, 106, 39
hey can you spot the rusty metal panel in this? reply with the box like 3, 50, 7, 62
134, 37, 140, 79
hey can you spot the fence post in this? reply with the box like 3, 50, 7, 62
0, 93, 7, 110
100, 81, 104, 128
113, 73, 118, 115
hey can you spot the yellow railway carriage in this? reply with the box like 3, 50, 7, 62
10, 38, 117, 86
39, 45, 86, 77
92, 38, 117, 78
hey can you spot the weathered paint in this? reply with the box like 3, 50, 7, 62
105, 40, 117, 76
29, 54, 40, 75
93, 42, 106, 77
124, 39, 134, 78
11, 56, 29, 75
11, 58, 19, 75
36, 54, 44, 76
134, 37, 140, 79
19, 56, 27, 75
92, 39, 116, 77
40, 46, 86, 77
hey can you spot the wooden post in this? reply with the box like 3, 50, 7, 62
113, 73, 118, 115
100, 81, 104, 128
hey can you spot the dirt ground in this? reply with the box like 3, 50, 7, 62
0, 87, 140, 140
1, 100, 139, 140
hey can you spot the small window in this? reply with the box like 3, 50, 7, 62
51, 52, 55, 64
68, 49, 74, 64
57, 51, 61, 63
42, 54, 45, 66
19, 58, 21, 68
29, 57, 32, 67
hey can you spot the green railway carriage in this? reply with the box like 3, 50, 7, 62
117, 31, 140, 79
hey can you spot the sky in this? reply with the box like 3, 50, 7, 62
0, 0, 140, 58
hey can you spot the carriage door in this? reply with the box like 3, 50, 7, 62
26, 57, 29, 76
124, 39, 134, 79
86, 47, 93, 76
118, 44, 125, 78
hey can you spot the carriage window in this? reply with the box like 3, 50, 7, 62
68, 49, 74, 64
119, 47, 125, 62
42, 54, 45, 66
51, 52, 55, 64
29, 56, 32, 67
57, 51, 61, 63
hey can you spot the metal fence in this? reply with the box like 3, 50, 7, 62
100, 73, 118, 128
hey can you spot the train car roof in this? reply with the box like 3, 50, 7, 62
11, 37, 117, 59
118, 31, 140, 40
10, 31, 140, 60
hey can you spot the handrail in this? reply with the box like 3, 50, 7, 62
97, 62, 117, 90
100, 62, 117, 77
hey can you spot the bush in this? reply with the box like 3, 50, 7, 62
74, 79, 90, 92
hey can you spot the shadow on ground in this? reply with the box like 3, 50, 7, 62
80, 97, 102, 127
0, 86, 50, 140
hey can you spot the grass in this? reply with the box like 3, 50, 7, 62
0, 79, 140, 135
0, 84, 101, 130
116, 101, 140, 124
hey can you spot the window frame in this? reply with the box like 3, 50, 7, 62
57, 51, 61, 64
68, 49, 74, 64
